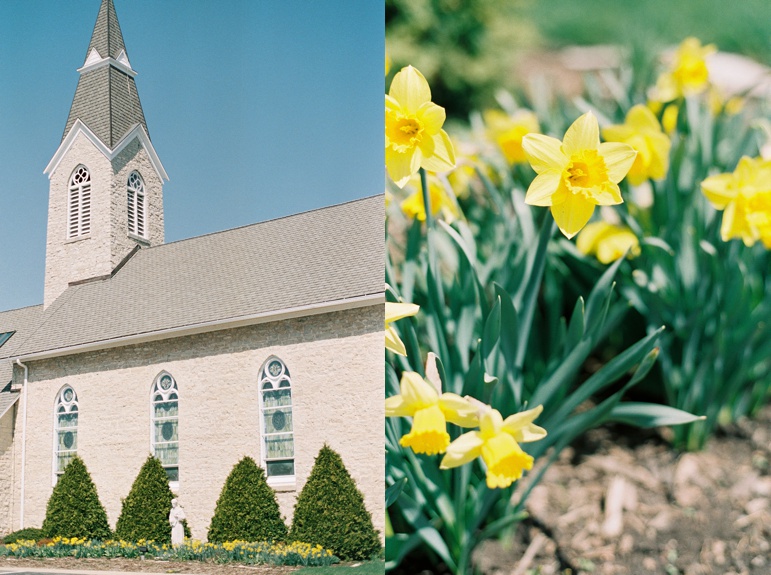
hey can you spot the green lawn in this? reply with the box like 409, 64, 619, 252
520, 0, 771, 64
295, 560, 385, 574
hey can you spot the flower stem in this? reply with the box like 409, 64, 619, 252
420, 168, 433, 230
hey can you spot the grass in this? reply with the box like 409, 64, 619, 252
519, 0, 771, 63
295, 560, 385, 574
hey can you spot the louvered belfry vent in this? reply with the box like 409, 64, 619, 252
68, 165, 92, 238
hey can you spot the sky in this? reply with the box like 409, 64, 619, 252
0, 0, 384, 311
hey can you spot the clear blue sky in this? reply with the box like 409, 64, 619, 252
0, 0, 384, 311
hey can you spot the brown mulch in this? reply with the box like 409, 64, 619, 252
474, 405, 771, 575
0, 557, 299, 574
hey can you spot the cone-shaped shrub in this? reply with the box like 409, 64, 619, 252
115, 455, 174, 543
42, 456, 111, 540
289, 445, 380, 560
207, 456, 287, 543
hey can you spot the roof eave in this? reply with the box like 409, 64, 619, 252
9, 292, 384, 363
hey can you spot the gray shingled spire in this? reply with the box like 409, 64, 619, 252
62, 0, 149, 148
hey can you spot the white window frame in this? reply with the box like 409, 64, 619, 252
150, 371, 180, 492
127, 171, 147, 238
258, 356, 295, 488
67, 165, 91, 238
52, 385, 79, 486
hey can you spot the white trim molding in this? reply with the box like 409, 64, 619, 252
77, 53, 137, 78
45, 119, 169, 182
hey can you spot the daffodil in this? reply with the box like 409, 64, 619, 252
652, 37, 716, 101
602, 105, 671, 185
386, 66, 455, 188
386, 368, 479, 456
701, 156, 771, 246
484, 108, 540, 164
521, 112, 637, 239
400, 172, 460, 222
385, 301, 419, 356
576, 221, 640, 264
440, 405, 546, 489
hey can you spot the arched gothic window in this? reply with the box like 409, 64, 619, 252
54, 386, 78, 482
259, 357, 294, 479
68, 165, 91, 238
127, 171, 146, 237
151, 372, 179, 484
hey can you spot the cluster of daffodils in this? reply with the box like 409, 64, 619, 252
386, 354, 546, 489
0, 537, 337, 567
701, 156, 771, 248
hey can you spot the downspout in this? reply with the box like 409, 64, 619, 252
15, 359, 28, 530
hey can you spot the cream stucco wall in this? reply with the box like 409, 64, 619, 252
0, 404, 17, 535
8, 305, 383, 541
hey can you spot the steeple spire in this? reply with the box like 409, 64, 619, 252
61, 0, 148, 148
87, 0, 127, 61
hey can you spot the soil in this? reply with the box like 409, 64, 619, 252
473, 405, 771, 575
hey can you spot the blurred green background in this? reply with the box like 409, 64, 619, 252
386, 0, 771, 117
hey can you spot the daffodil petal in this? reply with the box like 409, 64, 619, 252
501, 405, 544, 430
400, 371, 439, 408
599, 142, 637, 183
646, 132, 671, 180
389, 66, 431, 112
626, 104, 661, 132
386, 145, 421, 188
439, 393, 480, 428
525, 172, 562, 206
385, 302, 420, 324
522, 134, 567, 174
385, 326, 407, 356
515, 424, 548, 443
439, 431, 484, 469
385, 394, 412, 417
589, 182, 623, 205
420, 130, 456, 173
576, 221, 609, 255
416, 101, 446, 134
563, 112, 599, 155
551, 194, 595, 239
601, 124, 634, 142
701, 173, 735, 209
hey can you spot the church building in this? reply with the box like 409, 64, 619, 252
0, 0, 384, 539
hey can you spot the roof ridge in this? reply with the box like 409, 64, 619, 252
0, 303, 44, 316
145, 194, 383, 251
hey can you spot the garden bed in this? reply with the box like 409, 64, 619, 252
0, 556, 298, 574
472, 405, 770, 575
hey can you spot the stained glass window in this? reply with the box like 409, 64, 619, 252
54, 386, 78, 481
259, 357, 294, 478
151, 372, 179, 483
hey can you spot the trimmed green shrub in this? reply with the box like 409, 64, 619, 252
1, 527, 44, 543
289, 445, 381, 561
115, 455, 174, 543
41, 456, 111, 540
207, 456, 287, 543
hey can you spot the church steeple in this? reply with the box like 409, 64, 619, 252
43, 0, 167, 308
61, 0, 149, 148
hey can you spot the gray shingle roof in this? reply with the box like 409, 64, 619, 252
5, 196, 383, 359
87, 0, 127, 61
0, 381, 19, 421
62, 0, 148, 146
0, 304, 45, 383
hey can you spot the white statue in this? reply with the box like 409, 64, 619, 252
169, 498, 186, 546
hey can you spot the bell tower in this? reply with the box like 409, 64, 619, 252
43, 0, 167, 308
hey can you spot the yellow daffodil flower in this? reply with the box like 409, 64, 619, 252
701, 156, 771, 246
400, 172, 460, 222
385, 301, 419, 356
521, 112, 637, 239
576, 221, 641, 264
747, 192, 771, 248
386, 370, 479, 456
386, 66, 456, 188
440, 404, 546, 489
653, 37, 716, 101
602, 105, 671, 186
484, 109, 540, 164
